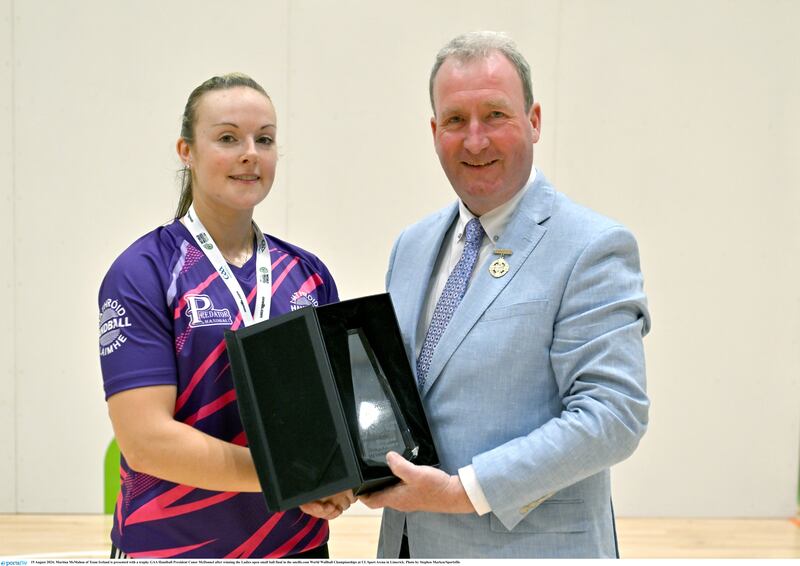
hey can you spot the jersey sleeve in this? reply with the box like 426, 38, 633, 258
317, 259, 339, 304
98, 247, 178, 399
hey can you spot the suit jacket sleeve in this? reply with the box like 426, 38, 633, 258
386, 228, 404, 291
471, 225, 650, 530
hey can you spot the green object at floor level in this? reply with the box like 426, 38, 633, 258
104, 438, 121, 515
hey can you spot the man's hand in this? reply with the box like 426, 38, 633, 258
359, 451, 475, 514
299, 489, 355, 520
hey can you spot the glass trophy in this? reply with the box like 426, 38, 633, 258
348, 328, 418, 466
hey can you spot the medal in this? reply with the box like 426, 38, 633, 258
489, 248, 512, 278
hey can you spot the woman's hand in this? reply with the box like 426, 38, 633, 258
299, 490, 356, 520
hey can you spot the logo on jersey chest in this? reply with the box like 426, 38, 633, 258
185, 293, 233, 327
290, 290, 319, 311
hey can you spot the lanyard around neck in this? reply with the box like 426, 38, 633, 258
181, 203, 271, 326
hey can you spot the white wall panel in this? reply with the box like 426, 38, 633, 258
13, 0, 289, 512
6, 0, 798, 517
552, 0, 800, 516
284, 0, 561, 299
0, 0, 15, 512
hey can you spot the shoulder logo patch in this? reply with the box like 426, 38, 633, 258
290, 290, 319, 311
99, 298, 132, 356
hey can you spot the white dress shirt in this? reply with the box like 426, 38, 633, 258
415, 169, 537, 515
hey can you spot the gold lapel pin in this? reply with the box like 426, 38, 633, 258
489, 248, 513, 278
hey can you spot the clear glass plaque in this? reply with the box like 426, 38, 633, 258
348, 329, 418, 466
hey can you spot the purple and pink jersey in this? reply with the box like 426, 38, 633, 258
98, 220, 339, 558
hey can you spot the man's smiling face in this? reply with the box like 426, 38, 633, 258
430, 51, 540, 216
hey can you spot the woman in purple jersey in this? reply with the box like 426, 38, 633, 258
99, 73, 353, 558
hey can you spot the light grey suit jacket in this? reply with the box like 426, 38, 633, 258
378, 173, 650, 558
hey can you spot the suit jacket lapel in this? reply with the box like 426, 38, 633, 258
419, 177, 556, 396
392, 204, 459, 369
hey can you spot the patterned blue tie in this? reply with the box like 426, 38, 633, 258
416, 217, 485, 390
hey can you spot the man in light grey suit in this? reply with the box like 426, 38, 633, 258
360, 31, 650, 558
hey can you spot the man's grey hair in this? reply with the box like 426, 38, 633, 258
429, 31, 534, 114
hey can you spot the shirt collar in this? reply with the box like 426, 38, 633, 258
455, 167, 537, 244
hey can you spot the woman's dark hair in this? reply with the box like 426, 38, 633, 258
175, 73, 270, 218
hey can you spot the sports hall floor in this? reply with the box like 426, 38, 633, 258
0, 512, 798, 558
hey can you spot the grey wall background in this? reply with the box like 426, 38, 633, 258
1, 0, 798, 517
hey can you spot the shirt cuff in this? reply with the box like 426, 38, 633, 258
458, 464, 491, 516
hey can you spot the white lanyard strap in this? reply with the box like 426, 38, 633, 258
182, 204, 271, 326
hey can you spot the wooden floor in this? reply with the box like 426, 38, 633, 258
0, 514, 797, 559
